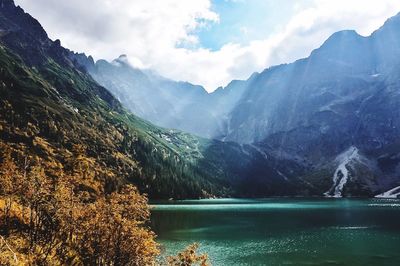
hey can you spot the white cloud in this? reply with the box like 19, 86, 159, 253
14, 0, 400, 92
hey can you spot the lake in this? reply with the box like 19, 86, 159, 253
151, 198, 400, 266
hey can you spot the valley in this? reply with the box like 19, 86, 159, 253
1, 0, 400, 264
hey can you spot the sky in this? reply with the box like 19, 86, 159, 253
14, 0, 400, 92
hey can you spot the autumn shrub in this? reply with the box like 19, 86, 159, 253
0, 142, 159, 265
0, 142, 210, 265
167, 243, 210, 266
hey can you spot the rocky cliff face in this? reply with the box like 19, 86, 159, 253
224, 21, 400, 143
232, 16, 400, 197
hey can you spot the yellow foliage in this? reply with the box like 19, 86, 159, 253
0, 140, 209, 265
167, 243, 210, 266
32, 136, 55, 157
0, 142, 160, 265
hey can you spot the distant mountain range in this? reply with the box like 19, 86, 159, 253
1, 0, 400, 198
86, 54, 249, 140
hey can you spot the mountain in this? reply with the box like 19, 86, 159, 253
224, 14, 400, 197
85, 55, 253, 139
0, 0, 313, 199
89, 56, 221, 138
80, 12, 400, 198
224, 29, 391, 143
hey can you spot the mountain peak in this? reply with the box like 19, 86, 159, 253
308, 29, 367, 62
113, 54, 129, 65
320, 29, 362, 47
0, 0, 48, 41
381, 11, 400, 27
0, 0, 15, 9
118, 54, 128, 60
372, 11, 400, 37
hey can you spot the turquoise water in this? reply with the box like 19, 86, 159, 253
150, 198, 400, 266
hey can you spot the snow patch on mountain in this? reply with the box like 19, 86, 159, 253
375, 185, 400, 198
324, 146, 365, 198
